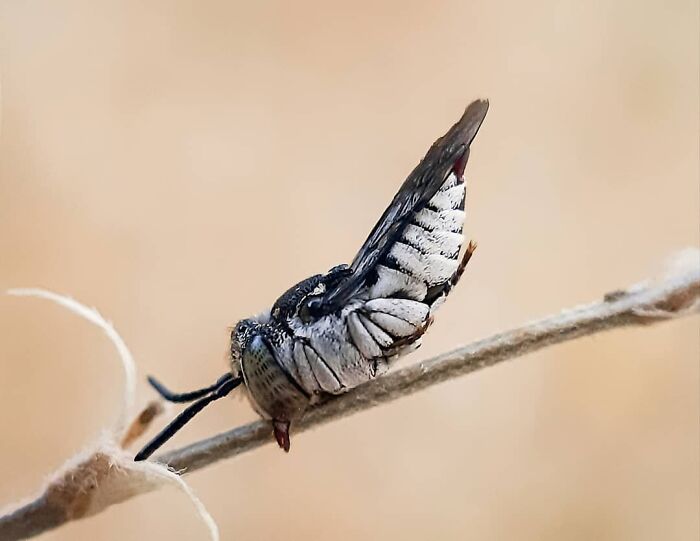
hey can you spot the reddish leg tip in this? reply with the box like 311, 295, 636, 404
273, 420, 291, 452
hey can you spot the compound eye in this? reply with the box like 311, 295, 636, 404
230, 333, 243, 362
299, 296, 323, 324
231, 319, 255, 356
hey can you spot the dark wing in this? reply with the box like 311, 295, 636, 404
316, 99, 489, 313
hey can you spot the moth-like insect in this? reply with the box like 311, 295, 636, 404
135, 100, 489, 461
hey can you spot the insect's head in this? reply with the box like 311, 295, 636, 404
231, 318, 253, 367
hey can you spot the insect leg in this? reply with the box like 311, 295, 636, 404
449, 240, 477, 289
134, 375, 243, 461
147, 372, 234, 403
273, 420, 291, 453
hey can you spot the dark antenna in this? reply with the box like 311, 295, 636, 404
134, 373, 243, 461
147, 373, 234, 403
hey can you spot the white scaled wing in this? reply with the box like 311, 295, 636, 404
275, 101, 488, 395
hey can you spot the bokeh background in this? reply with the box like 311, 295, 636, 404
0, 1, 698, 540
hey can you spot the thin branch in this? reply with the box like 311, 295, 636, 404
160, 261, 700, 472
1, 255, 699, 540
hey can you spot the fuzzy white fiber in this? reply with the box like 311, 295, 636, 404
6, 288, 220, 541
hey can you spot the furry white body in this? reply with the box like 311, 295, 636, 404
273, 171, 466, 395
231, 100, 488, 450
135, 101, 487, 459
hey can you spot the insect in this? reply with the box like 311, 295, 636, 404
135, 100, 489, 461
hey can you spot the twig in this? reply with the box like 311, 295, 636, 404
161, 260, 700, 471
120, 401, 165, 449
1, 254, 698, 540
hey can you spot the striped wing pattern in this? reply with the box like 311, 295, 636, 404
273, 101, 487, 397
281, 170, 468, 395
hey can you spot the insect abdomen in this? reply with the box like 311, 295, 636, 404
285, 171, 468, 397
369, 170, 466, 305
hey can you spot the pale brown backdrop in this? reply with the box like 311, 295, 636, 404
0, 1, 698, 540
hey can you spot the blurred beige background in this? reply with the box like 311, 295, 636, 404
0, 1, 698, 540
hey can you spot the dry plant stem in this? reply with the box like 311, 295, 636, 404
1, 262, 698, 540
120, 401, 165, 449
161, 268, 700, 472
0, 496, 65, 541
